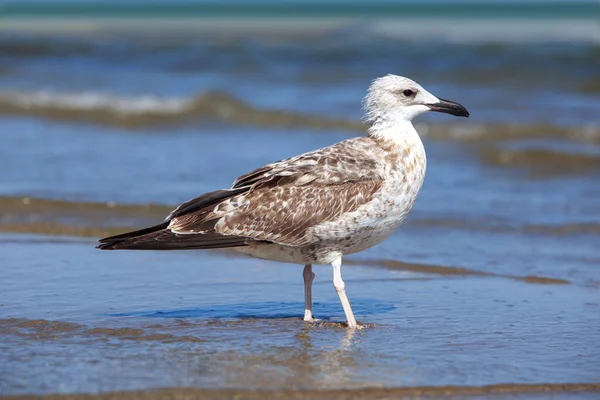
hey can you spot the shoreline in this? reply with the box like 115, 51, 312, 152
5, 383, 600, 399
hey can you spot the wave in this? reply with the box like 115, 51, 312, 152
1, 90, 600, 143
0, 90, 362, 131
480, 147, 600, 177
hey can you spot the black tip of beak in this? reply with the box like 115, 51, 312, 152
427, 98, 469, 118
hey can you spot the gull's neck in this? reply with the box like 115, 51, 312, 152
367, 116, 424, 151
366, 114, 427, 181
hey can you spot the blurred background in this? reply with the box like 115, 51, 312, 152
1, 0, 599, 396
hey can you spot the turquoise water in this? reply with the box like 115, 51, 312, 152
1, 1, 598, 19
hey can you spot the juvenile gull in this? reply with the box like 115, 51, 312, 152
98, 75, 469, 329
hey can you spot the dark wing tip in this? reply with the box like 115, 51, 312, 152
97, 241, 118, 250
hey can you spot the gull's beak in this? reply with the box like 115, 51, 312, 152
427, 98, 470, 117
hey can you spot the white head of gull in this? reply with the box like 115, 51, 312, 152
364, 74, 468, 140
98, 74, 469, 329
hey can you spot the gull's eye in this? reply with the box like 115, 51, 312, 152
403, 89, 414, 97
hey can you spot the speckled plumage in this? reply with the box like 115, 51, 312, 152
222, 135, 426, 265
98, 75, 469, 328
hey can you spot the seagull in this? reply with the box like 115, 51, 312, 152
98, 75, 469, 329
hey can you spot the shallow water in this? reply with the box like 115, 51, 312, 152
1, 9, 600, 399
1, 234, 599, 396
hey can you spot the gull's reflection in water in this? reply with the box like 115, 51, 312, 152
197, 320, 366, 390
295, 322, 360, 351
103, 300, 388, 390
291, 322, 363, 388
340, 325, 360, 350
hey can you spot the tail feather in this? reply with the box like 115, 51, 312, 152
97, 187, 254, 251
98, 222, 169, 244
98, 222, 248, 251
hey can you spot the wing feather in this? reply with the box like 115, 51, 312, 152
169, 137, 385, 247
99, 137, 385, 250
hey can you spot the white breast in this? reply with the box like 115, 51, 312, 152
311, 131, 427, 256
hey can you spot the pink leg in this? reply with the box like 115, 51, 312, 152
303, 264, 316, 322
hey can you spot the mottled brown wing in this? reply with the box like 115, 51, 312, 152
232, 138, 382, 189
214, 180, 382, 246
168, 138, 385, 247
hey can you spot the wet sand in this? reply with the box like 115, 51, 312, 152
3, 194, 600, 238
5, 384, 600, 400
